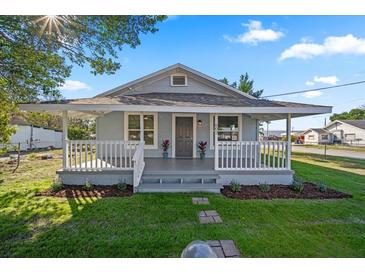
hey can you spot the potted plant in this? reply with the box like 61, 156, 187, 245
161, 139, 170, 159
198, 141, 207, 160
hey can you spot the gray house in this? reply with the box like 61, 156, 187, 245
20, 64, 332, 192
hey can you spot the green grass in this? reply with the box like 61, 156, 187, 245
293, 144, 365, 152
0, 150, 365, 257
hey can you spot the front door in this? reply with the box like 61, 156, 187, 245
175, 117, 193, 158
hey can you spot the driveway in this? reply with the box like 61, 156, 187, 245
292, 145, 365, 160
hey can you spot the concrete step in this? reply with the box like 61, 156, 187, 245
136, 183, 223, 193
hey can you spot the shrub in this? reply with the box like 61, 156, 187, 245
230, 181, 241, 192
259, 182, 270, 192
316, 183, 327, 193
290, 180, 304, 193
52, 177, 64, 192
117, 182, 127, 191
83, 179, 93, 191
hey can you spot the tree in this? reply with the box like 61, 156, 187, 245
0, 15, 166, 149
330, 106, 365, 121
219, 73, 263, 98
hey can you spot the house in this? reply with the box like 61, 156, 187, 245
302, 120, 365, 146
303, 128, 332, 145
324, 120, 365, 146
1, 117, 63, 151
20, 63, 332, 192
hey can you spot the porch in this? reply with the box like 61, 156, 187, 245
58, 138, 293, 192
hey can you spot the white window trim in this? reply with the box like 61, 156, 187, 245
170, 73, 188, 87
124, 112, 158, 149
171, 113, 197, 158
209, 114, 242, 150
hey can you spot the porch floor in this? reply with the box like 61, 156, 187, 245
144, 158, 216, 175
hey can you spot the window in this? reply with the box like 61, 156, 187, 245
308, 135, 314, 140
125, 113, 157, 148
210, 114, 242, 148
321, 135, 328, 140
345, 133, 356, 141
171, 74, 187, 86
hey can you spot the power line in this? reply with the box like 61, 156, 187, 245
262, 80, 365, 98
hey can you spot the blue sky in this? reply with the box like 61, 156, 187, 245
61, 16, 365, 130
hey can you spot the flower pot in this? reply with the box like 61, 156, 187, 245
200, 153, 205, 160
162, 151, 168, 159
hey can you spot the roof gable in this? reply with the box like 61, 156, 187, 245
325, 120, 365, 131
96, 63, 256, 99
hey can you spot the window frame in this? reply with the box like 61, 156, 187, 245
209, 114, 242, 149
170, 73, 188, 87
124, 112, 158, 149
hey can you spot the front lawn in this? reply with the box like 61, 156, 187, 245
0, 150, 364, 257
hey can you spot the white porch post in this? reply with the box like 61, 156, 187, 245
214, 114, 219, 170
62, 111, 69, 169
286, 113, 292, 170
140, 114, 144, 143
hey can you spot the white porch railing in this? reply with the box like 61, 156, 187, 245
65, 140, 140, 170
215, 141, 289, 170
132, 141, 145, 188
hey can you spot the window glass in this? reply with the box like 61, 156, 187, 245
128, 115, 140, 129
127, 114, 156, 146
143, 115, 154, 130
128, 131, 140, 141
172, 75, 186, 86
144, 131, 154, 145
212, 115, 240, 144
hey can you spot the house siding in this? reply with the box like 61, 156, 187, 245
326, 122, 365, 146
124, 74, 227, 97
96, 111, 258, 158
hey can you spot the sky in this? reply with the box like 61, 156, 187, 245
60, 16, 365, 131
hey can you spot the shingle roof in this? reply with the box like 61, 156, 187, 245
39, 92, 329, 109
339, 120, 365, 130
306, 128, 330, 134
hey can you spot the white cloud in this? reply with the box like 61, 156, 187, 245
303, 90, 323, 98
313, 75, 339, 85
305, 75, 339, 86
279, 34, 365, 61
60, 80, 91, 91
224, 20, 284, 45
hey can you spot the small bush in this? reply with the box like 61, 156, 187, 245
52, 177, 64, 192
117, 183, 127, 191
316, 183, 327, 193
83, 179, 93, 191
230, 181, 241, 192
290, 181, 304, 193
259, 182, 270, 192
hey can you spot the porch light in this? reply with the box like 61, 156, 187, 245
198, 120, 202, 126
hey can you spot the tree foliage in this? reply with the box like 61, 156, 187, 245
219, 73, 263, 98
0, 15, 166, 148
330, 106, 365, 121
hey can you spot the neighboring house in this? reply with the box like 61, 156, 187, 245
303, 128, 332, 145
324, 120, 365, 146
20, 63, 331, 192
1, 117, 63, 151
302, 120, 365, 146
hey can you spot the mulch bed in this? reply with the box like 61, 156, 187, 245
37, 184, 133, 198
221, 183, 352, 200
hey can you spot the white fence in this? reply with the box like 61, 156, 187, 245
65, 140, 141, 170
215, 141, 289, 170
132, 142, 145, 188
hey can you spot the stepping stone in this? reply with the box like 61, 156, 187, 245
192, 197, 209, 204
207, 240, 240, 258
198, 210, 223, 224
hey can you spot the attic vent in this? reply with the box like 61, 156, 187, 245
171, 74, 187, 86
